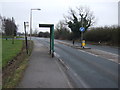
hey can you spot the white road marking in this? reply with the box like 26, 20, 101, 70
54, 51, 73, 87
78, 49, 99, 57
59, 59, 65, 64
54, 52, 60, 58
66, 65, 70, 70
69, 68, 90, 88
94, 49, 118, 56
59, 59, 70, 70
54, 47, 90, 88
55, 59, 73, 88
54, 52, 70, 70
77, 49, 118, 63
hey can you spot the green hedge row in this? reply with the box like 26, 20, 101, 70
84, 26, 120, 44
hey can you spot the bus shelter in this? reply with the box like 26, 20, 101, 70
39, 24, 54, 57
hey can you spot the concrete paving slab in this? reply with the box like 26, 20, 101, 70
18, 40, 71, 88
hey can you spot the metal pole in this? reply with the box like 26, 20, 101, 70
81, 17, 83, 47
30, 9, 41, 48
12, 17, 14, 44
30, 9, 32, 42
24, 22, 28, 54
30, 8, 41, 41
50, 29, 51, 54
51, 25, 54, 57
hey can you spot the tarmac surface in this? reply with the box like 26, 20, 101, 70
18, 39, 72, 88
38, 38, 118, 88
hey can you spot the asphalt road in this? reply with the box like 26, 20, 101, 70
32, 37, 118, 88
55, 39, 119, 55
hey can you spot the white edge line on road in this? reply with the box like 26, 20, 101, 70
94, 49, 118, 56
54, 52, 60, 58
78, 49, 99, 57
54, 52, 90, 88
59, 59, 65, 64
57, 40, 118, 57
78, 49, 118, 63
69, 67, 90, 88
59, 58, 70, 70
54, 52, 70, 69
54, 54, 73, 88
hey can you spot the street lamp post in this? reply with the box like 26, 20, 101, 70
30, 8, 41, 41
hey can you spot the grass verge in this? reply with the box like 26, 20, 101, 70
3, 58, 28, 88
2, 36, 24, 39
2, 39, 23, 68
2, 40, 33, 88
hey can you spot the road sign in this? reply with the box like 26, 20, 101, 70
79, 27, 85, 32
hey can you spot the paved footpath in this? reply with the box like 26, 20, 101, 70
18, 39, 72, 88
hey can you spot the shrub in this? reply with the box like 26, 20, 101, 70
84, 26, 120, 45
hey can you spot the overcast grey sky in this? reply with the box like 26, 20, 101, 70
0, 0, 119, 33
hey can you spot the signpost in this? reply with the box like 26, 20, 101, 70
12, 17, 14, 44
79, 27, 85, 48
24, 22, 29, 54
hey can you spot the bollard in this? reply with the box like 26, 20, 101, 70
82, 40, 85, 48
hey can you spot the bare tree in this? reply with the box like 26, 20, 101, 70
55, 20, 70, 39
64, 6, 95, 39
